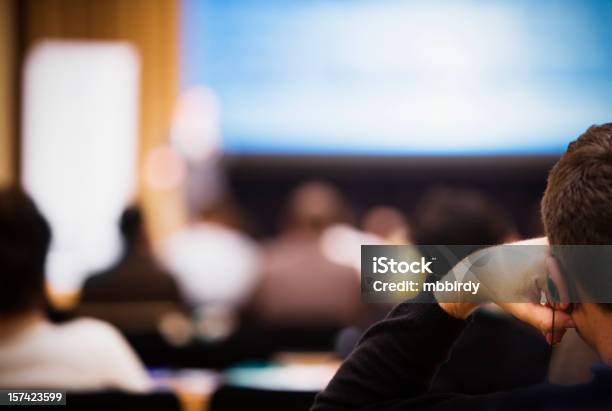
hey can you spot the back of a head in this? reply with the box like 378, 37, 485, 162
362, 206, 409, 241
541, 123, 612, 310
412, 187, 514, 248
282, 181, 351, 235
120, 206, 144, 248
0, 187, 51, 315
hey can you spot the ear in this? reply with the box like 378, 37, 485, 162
545, 256, 571, 311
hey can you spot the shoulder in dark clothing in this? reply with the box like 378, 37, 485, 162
311, 302, 612, 411
80, 254, 183, 304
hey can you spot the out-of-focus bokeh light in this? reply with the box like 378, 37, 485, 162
170, 86, 221, 162
319, 224, 383, 272
22, 41, 140, 292
144, 145, 187, 190
224, 363, 338, 392
160, 223, 260, 307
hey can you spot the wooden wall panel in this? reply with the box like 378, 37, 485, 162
0, 0, 15, 187
18, 0, 180, 241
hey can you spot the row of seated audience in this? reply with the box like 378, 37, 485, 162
0, 180, 564, 397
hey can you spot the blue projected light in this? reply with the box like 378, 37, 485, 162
182, 0, 612, 156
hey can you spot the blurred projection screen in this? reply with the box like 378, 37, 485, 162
22, 41, 140, 292
183, 0, 612, 156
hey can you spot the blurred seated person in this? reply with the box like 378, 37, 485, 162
361, 205, 411, 244
0, 187, 151, 391
413, 187, 519, 249
313, 123, 612, 411
412, 187, 548, 394
160, 197, 260, 310
248, 181, 363, 326
81, 206, 183, 305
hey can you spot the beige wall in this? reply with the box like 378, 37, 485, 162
0, 0, 14, 187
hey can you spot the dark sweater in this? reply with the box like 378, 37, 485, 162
81, 253, 183, 305
311, 303, 612, 411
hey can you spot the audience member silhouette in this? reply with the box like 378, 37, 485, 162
249, 181, 362, 326
0, 187, 150, 391
81, 206, 183, 305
